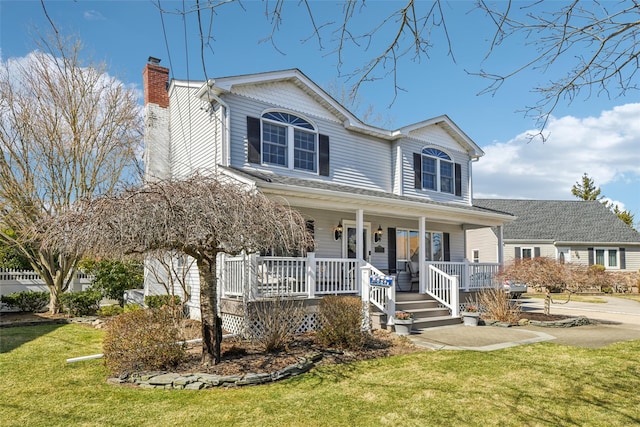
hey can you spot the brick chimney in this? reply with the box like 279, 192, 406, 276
143, 57, 169, 108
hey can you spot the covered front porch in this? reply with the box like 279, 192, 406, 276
218, 253, 502, 331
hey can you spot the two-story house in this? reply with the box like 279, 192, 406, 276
142, 59, 513, 333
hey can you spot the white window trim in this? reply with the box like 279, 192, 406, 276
421, 147, 454, 194
425, 230, 445, 262
261, 110, 318, 173
520, 247, 534, 259
472, 249, 480, 263
594, 247, 619, 269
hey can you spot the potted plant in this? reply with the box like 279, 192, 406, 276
462, 304, 480, 326
394, 311, 414, 336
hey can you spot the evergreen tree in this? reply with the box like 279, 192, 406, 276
571, 173, 602, 201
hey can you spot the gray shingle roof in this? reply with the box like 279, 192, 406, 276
473, 199, 640, 243
222, 166, 512, 216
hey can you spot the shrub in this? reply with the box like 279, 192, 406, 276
248, 297, 305, 352
123, 303, 143, 313
476, 287, 520, 323
497, 257, 567, 293
97, 305, 124, 317
0, 291, 49, 312
103, 308, 186, 375
59, 289, 102, 316
144, 294, 181, 309
79, 259, 144, 306
317, 295, 366, 350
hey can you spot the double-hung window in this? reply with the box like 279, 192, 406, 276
595, 248, 618, 269
261, 111, 317, 173
420, 148, 454, 194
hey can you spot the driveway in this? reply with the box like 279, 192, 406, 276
410, 296, 640, 351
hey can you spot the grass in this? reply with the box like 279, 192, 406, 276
2, 324, 640, 426
523, 293, 608, 303
613, 294, 640, 303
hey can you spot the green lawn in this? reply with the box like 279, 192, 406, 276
523, 293, 609, 303
1, 324, 639, 427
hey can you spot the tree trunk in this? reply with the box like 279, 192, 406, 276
196, 256, 222, 365
36, 251, 75, 314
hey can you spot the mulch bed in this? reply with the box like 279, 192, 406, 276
0, 312, 423, 377
177, 330, 421, 377
517, 312, 572, 322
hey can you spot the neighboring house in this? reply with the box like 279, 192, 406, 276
142, 59, 513, 332
467, 199, 640, 271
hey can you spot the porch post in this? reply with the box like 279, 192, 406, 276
388, 275, 396, 326
306, 252, 316, 298
463, 259, 470, 292
248, 252, 258, 300
360, 265, 371, 332
418, 216, 426, 293
356, 209, 364, 295
219, 253, 226, 299
497, 225, 504, 266
451, 275, 460, 317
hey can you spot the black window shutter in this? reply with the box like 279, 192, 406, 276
588, 248, 594, 265
534, 247, 541, 258
443, 233, 451, 261
413, 153, 422, 189
620, 248, 626, 269
387, 228, 397, 273
319, 134, 330, 176
515, 247, 521, 259
455, 163, 462, 197
247, 116, 261, 164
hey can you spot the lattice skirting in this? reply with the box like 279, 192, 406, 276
221, 313, 320, 338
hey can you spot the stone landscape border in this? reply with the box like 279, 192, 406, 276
107, 352, 324, 389
484, 315, 592, 328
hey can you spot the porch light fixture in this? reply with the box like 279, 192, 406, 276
334, 221, 343, 241
374, 225, 383, 243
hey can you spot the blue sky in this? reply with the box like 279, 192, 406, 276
1, 0, 639, 223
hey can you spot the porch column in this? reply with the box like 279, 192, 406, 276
418, 216, 426, 294
497, 225, 504, 265
356, 209, 364, 295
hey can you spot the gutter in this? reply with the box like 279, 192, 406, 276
257, 180, 514, 224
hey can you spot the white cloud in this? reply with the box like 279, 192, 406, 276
84, 10, 106, 21
474, 103, 640, 204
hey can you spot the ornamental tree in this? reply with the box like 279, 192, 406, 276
45, 174, 312, 365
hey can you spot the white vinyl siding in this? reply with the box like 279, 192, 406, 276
169, 84, 222, 178
400, 133, 471, 204
225, 92, 393, 191
465, 228, 499, 263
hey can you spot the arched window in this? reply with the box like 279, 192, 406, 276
421, 147, 454, 193
261, 111, 317, 172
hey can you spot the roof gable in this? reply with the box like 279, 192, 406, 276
196, 69, 483, 154
474, 199, 640, 244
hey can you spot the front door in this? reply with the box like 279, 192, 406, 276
342, 221, 371, 262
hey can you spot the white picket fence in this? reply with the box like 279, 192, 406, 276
0, 268, 93, 311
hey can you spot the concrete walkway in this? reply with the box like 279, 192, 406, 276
408, 296, 640, 351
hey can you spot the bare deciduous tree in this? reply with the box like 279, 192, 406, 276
0, 32, 142, 313
171, 1, 640, 134
45, 174, 313, 365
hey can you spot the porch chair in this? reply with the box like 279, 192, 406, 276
406, 261, 419, 292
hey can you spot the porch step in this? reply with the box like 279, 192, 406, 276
383, 292, 462, 331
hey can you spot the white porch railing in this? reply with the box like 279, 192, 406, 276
219, 256, 501, 323
422, 262, 500, 317
424, 261, 501, 291
221, 254, 360, 299
425, 264, 460, 317
361, 263, 396, 326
